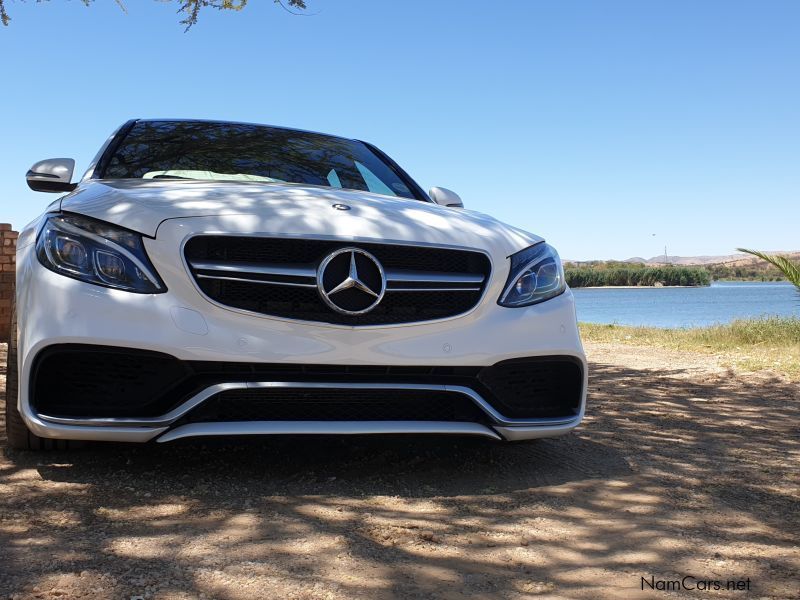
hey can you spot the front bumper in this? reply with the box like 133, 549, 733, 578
27, 345, 584, 442
15, 223, 587, 443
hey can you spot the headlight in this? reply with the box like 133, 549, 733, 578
36, 213, 165, 293
498, 243, 566, 307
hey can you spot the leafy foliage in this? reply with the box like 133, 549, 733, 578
737, 248, 800, 290
565, 265, 710, 287
0, 0, 308, 28
705, 260, 787, 282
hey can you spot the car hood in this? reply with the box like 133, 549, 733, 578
60, 180, 542, 253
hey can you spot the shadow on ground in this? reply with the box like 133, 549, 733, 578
0, 354, 798, 599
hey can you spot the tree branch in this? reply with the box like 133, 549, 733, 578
0, 0, 309, 28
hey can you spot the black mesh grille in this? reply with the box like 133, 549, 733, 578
478, 358, 583, 418
189, 362, 483, 380
184, 236, 490, 325
195, 280, 481, 326
185, 236, 487, 272
181, 389, 489, 423
31, 345, 193, 418
31, 345, 582, 421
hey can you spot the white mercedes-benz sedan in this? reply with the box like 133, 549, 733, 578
6, 119, 586, 449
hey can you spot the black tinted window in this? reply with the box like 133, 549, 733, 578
101, 121, 418, 200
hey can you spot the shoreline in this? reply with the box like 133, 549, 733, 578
572, 281, 792, 289
572, 285, 702, 289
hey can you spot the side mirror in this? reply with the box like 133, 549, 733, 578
429, 187, 464, 208
26, 158, 77, 193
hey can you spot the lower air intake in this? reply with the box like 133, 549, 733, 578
180, 388, 490, 423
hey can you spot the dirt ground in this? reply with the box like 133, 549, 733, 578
0, 342, 798, 600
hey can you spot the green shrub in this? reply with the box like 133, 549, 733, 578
565, 266, 710, 287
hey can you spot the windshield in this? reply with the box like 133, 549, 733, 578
99, 120, 422, 200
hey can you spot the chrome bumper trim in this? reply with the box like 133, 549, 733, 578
446, 385, 578, 428
156, 421, 502, 443
37, 382, 248, 428
494, 423, 581, 441
35, 381, 579, 430
23, 410, 168, 442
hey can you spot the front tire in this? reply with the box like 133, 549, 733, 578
4, 299, 72, 450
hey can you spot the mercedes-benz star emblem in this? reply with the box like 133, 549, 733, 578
317, 248, 386, 315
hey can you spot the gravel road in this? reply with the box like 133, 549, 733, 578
1, 342, 798, 599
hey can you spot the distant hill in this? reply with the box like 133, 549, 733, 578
565, 251, 800, 283
630, 252, 800, 267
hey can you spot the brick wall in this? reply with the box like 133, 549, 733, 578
0, 224, 18, 343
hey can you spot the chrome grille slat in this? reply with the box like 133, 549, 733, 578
195, 274, 317, 288
384, 269, 485, 284
386, 287, 482, 292
190, 260, 316, 279
195, 273, 480, 293
189, 260, 485, 289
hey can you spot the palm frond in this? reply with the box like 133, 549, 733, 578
737, 248, 800, 289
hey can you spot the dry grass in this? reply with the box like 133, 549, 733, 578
580, 317, 800, 379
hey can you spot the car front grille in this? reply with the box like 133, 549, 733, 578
183, 236, 491, 325
179, 388, 489, 423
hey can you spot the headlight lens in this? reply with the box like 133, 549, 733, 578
498, 243, 566, 307
36, 213, 165, 293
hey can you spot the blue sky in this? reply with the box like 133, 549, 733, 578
1, 0, 797, 260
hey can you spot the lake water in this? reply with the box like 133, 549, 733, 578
572, 281, 799, 328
